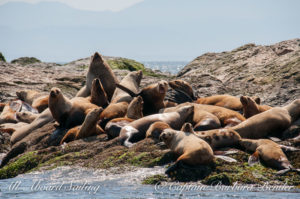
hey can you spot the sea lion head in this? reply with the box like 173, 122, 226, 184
159, 129, 176, 143
49, 87, 62, 100
157, 80, 168, 94
240, 96, 260, 118
127, 96, 144, 119
181, 122, 194, 133
91, 52, 104, 63
85, 107, 103, 123
177, 105, 194, 116
130, 70, 143, 86
169, 80, 196, 100
16, 90, 28, 101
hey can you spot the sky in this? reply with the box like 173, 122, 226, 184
0, 0, 299, 62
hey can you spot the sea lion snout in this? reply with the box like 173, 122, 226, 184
50, 88, 61, 98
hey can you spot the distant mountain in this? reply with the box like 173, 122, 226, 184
0, 0, 299, 62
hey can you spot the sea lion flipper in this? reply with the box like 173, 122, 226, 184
115, 83, 138, 97
276, 168, 291, 175
215, 155, 237, 163
248, 151, 260, 166
279, 145, 300, 152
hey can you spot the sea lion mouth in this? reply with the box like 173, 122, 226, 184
159, 85, 166, 94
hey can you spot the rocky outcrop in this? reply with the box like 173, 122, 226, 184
11, 57, 41, 65
0, 52, 5, 62
178, 38, 300, 106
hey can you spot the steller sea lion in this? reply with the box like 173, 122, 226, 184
146, 121, 171, 139
99, 102, 128, 128
116, 80, 168, 115
86, 78, 109, 108
196, 95, 243, 111
49, 87, 99, 128
194, 128, 241, 149
111, 70, 143, 104
159, 129, 215, 174
239, 138, 300, 174
105, 96, 144, 139
16, 90, 48, 113
60, 107, 104, 144
161, 102, 243, 128
76, 52, 119, 101
0, 122, 27, 134
119, 105, 194, 147
166, 80, 197, 104
232, 99, 300, 139
240, 96, 272, 118
16, 111, 38, 123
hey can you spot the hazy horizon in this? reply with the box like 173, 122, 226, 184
0, 0, 299, 62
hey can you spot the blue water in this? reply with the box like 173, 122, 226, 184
0, 166, 299, 199
142, 61, 188, 74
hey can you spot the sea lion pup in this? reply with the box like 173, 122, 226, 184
119, 105, 194, 147
16, 90, 48, 113
76, 52, 119, 101
49, 87, 99, 128
232, 99, 300, 139
240, 96, 272, 118
194, 128, 241, 149
196, 95, 244, 111
105, 96, 144, 139
239, 139, 300, 174
111, 70, 143, 104
60, 107, 104, 144
159, 129, 215, 174
86, 78, 109, 108
16, 111, 38, 123
0, 122, 27, 134
146, 122, 171, 139
116, 80, 169, 115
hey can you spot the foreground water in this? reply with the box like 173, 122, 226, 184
0, 166, 299, 199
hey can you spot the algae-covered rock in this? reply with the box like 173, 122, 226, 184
0, 52, 6, 62
11, 57, 41, 65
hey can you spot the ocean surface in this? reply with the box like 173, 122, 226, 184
141, 61, 188, 74
0, 166, 299, 199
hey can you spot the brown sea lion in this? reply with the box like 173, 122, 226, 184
116, 80, 169, 115
180, 122, 194, 133
239, 138, 300, 174
99, 102, 128, 128
164, 100, 177, 108
49, 87, 99, 128
0, 122, 27, 134
16, 90, 48, 113
169, 79, 197, 102
76, 52, 119, 101
119, 105, 194, 147
146, 121, 171, 139
86, 78, 109, 108
105, 96, 144, 139
16, 111, 38, 123
31, 95, 49, 113
194, 128, 241, 149
159, 129, 214, 174
240, 96, 272, 118
232, 99, 300, 139
60, 107, 104, 144
162, 102, 242, 128
0, 103, 18, 124
196, 95, 243, 111
111, 70, 143, 103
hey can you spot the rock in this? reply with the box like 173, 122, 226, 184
178, 38, 300, 106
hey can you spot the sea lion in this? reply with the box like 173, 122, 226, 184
159, 129, 214, 174
16, 111, 38, 123
162, 102, 242, 128
31, 95, 49, 113
146, 121, 171, 139
86, 78, 109, 108
10, 108, 54, 145
116, 80, 169, 115
194, 128, 241, 149
168, 80, 196, 100
104, 96, 144, 139
119, 105, 194, 147
239, 138, 300, 174
60, 107, 104, 144
0, 103, 18, 124
16, 90, 48, 113
49, 87, 99, 128
99, 102, 128, 128
0, 122, 27, 134
76, 52, 119, 101
240, 96, 272, 118
180, 122, 194, 133
111, 70, 143, 104
196, 95, 243, 111
232, 99, 300, 139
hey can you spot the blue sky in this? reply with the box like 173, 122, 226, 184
0, 0, 299, 62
